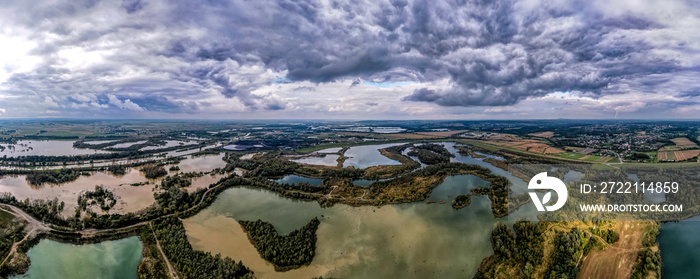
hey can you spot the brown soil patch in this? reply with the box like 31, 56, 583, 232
578, 222, 648, 279
528, 146, 547, 154
671, 137, 697, 148
544, 147, 565, 154
529, 131, 555, 138
675, 149, 700, 161
580, 155, 592, 160
658, 152, 667, 160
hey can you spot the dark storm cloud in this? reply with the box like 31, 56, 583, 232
0, 0, 698, 117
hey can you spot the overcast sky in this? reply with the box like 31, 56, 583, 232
1, 0, 699, 119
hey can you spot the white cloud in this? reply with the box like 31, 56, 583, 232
107, 94, 145, 111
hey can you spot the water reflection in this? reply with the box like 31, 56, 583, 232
11, 237, 143, 279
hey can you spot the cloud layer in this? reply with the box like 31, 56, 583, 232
0, 0, 699, 119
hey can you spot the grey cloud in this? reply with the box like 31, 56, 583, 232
0, 0, 698, 117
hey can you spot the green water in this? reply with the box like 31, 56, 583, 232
658, 216, 700, 278
11, 237, 143, 279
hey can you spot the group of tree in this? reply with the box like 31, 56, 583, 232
452, 194, 471, 209
545, 228, 584, 279
25, 169, 85, 186
407, 143, 454, 165
592, 227, 619, 244
141, 165, 167, 179
630, 248, 662, 279
107, 165, 128, 176
491, 221, 545, 269
238, 217, 320, 271
77, 185, 117, 212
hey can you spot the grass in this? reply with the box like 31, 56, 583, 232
584, 155, 602, 162
557, 152, 588, 159
0, 208, 15, 224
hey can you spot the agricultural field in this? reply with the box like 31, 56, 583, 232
673, 150, 700, 161
670, 137, 698, 149
557, 152, 589, 160
657, 151, 677, 161
528, 131, 555, 138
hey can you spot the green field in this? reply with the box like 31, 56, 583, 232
557, 152, 588, 159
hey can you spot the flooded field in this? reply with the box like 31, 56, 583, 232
0, 169, 157, 216
0, 165, 223, 216
175, 153, 226, 173
0, 140, 110, 157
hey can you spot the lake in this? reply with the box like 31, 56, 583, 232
10, 237, 143, 279
658, 216, 700, 278
342, 143, 403, 168
291, 154, 340, 167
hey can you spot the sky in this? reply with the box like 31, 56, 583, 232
1, 0, 699, 120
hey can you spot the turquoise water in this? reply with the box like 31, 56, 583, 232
11, 237, 143, 279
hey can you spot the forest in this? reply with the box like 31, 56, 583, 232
478, 221, 545, 279
545, 228, 584, 279
239, 217, 320, 271
136, 225, 169, 279
25, 169, 86, 186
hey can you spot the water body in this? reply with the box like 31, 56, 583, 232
291, 154, 340, 167
342, 143, 403, 169
11, 237, 143, 279
0, 140, 109, 157
0, 167, 218, 216
176, 153, 226, 173
658, 216, 700, 278
316, 147, 342, 153
184, 143, 542, 278
427, 174, 490, 201
274, 175, 324, 186
628, 173, 666, 203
